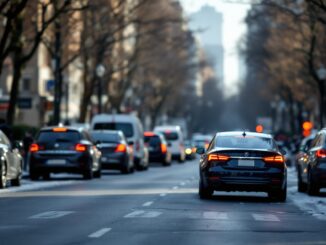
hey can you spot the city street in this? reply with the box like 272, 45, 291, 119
0, 160, 325, 245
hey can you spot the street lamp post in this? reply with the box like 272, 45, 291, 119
96, 64, 105, 114
317, 66, 326, 128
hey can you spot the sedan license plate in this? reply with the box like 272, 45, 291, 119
238, 159, 255, 167
47, 159, 66, 165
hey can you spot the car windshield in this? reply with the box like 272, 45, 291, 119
144, 136, 161, 146
160, 132, 178, 141
215, 136, 275, 150
93, 123, 134, 138
37, 131, 80, 143
91, 132, 120, 143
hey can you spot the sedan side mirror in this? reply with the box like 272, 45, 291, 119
196, 147, 206, 155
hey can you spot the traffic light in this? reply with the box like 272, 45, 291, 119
302, 121, 313, 137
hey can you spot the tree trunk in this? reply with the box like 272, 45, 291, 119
6, 50, 22, 125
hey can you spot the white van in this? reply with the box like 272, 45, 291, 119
154, 125, 185, 162
91, 114, 148, 170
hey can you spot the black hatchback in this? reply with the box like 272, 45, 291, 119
197, 131, 287, 201
29, 126, 101, 180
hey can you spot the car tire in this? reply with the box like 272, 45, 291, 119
30, 170, 39, 181
199, 179, 213, 199
11, 171, 21, 187
297, 169, 307, 192
178, 155, 185, 164
94, 168, 102, 178
162, 159, 171, 167
307, 171, 319, 196
0, 163, 7, 189
268, 185, 287, 202
83, 169, 93, 180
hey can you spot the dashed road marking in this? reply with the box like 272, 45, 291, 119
143, 201, 154, 207
252, 213, 280, 222
203, 212, 228, 220
88, 228, 111, 238
124, 210, 162, 218
29, 211, 74, 219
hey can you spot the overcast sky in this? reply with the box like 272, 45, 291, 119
179, 0, 251, 96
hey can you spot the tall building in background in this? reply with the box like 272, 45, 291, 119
189, 5, 224, 89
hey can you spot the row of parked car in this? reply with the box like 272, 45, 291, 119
0, 114, 191, 188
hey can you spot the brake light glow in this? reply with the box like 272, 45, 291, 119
316, 149, 326, 158
144, 132, 155, 137
52, 127, 68, 132
208, 154, 230, 162
29, 143, 39, 152
263, 155, 284, 163
75, 144, 87, 152
161, 143, 167, 153
115, 144, 127, 153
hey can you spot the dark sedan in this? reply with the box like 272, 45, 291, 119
297, 128, 326, 195
197, 131, 287, 201
144, 131, 171, 166
90, 130, 134, 174
29, 126, 101, 180
0, 130, 23, 188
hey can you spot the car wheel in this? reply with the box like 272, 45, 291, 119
94, 168, 102, 178
297, 169, 307, 192
0, 163, 7, 189
307, 171, 319, 196
30, 170, 39, 181
83, 169, 93, 180
162, 159, 171, 166
268, 185, 287, 202
199, 179, 213, 199
178, 155, 185, 164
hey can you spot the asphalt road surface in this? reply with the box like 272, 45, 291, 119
0, 159, 325, 245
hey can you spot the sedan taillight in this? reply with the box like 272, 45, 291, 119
208, 154, 230, 162
29, 143, 40, 152
115, 144, 127, 153
263, 155, 284, 163
75, 144, 87, 152
316, 149, 326, 158
161, 143, 167, 153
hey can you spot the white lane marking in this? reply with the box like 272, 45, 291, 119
88, 228, 111, 238
172, 186, 179, 190
30, 211, 74, 219
160, 193, 166, 197
203, 212, 228, 220
252, 213, 280, 222
124, 210, 145, 218
143, 201, 154, 207
124, 210, 162, 218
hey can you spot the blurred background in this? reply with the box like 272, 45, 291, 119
0, 0, 325, 140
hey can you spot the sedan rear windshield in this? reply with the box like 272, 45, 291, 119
91, 132, 120, 143
160, 132, 179, 141
93, 123, 133, 138
215, 136, 275, 150
37, 131, 81, 143
144, 136, 161, 146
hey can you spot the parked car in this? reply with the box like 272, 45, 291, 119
197, 131, 287, 201
91, 114, 148, 170
297, 128, 326, 195
154, 125, 185, 162
0, 130, 23, 188
144, 131, 171, 166
90, 130, 134, 174
29, 126, 101, 180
